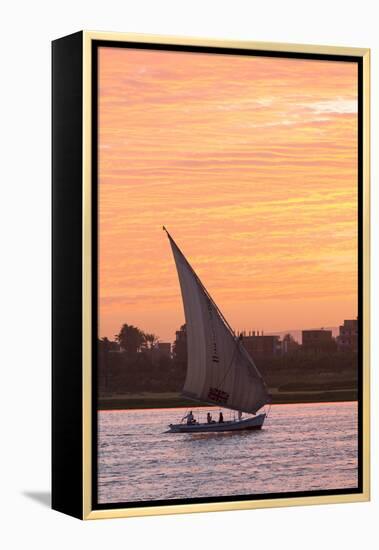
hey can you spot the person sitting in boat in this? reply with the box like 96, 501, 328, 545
218, 412, 224, 423
207, 412, 212, 423
183, 411, 196, 425
238, 411, 243, 421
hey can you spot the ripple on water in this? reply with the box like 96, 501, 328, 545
97, 402, 358, 504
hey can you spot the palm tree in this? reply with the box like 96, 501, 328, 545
115, 324, 145, 355
99, 336, 111, 352
143, 332, 159, 350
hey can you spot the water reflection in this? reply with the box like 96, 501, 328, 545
98, 402, 358, 504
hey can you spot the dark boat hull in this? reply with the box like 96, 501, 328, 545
167, 413, 266, 433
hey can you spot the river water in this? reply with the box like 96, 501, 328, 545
98, 401, 358, 504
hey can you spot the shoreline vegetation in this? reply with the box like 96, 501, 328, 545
98, 324, 358, 412
98, 389, 357, 411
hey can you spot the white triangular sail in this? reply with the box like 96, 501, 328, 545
165, 229, 270, 414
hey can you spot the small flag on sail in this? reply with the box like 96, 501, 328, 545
208, 387, 229, 404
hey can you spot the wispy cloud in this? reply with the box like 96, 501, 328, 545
98, 48, 358, 341
304, 99, 357, 114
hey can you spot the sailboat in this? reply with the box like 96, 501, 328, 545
164, 227, 271, 434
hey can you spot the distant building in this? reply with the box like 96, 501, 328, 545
282, 333, 300, 354
147, 342, 172, 365
337, 318, 358, 352
302, 329, 336, 353
157, 342, 171, 358
175, 324, 186, 341
173, 324, 187, 363
241, 331, 281, 358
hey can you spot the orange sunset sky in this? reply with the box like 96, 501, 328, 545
98, 47, 358, 343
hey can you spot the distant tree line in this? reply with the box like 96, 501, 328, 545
98, 323, 187, 394
97, 322, 357, 398
113, 323, 159, 354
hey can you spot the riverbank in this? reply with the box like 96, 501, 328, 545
98, 389, 357, 410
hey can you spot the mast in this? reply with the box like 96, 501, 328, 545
163, 226, 238, 339
164, 227, 270, 414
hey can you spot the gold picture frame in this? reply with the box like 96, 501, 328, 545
52, 31, 370, 520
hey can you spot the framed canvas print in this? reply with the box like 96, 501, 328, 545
52, 31, 370, 520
